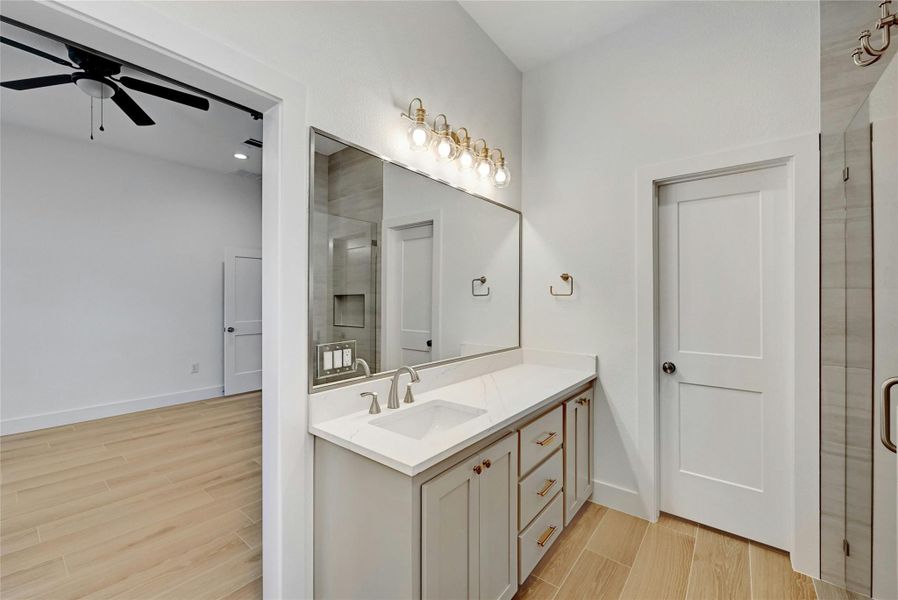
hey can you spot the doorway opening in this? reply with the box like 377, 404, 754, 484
1, 17, 264, 598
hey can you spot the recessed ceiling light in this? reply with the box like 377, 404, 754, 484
234, 152, 248, 160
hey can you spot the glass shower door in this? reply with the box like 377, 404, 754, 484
820, 53, 897, 598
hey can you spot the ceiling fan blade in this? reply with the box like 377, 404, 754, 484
1, 36, 74, 68
119, 76, 210, 111
111, 88, 155, 126
1, 73, 73, 90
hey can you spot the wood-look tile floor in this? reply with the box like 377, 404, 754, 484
0, 393, 262, 600
516, 502, 835, 600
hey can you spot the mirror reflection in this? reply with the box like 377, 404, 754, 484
309, 130, 521, 389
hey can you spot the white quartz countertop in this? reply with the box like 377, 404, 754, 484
309, 363, 596, 476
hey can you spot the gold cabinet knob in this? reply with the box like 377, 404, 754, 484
482, 459, 491, 469
473, 464, 483, 475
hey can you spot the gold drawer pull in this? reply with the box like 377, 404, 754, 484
536, 479, 557, 497
535, 432, 557, 446
577, 397, 590, 406
537, 525, 558, 547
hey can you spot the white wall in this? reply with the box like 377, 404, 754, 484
521, 1, 819, 516
147, 0, 523, 211
0, 123, 261, 432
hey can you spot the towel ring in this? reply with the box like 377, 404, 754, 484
549, 273, 573, 297
472, 276, 490, 297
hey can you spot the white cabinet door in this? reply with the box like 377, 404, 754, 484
422, 434, 517, 600
422, 454, 480, 600
564, 392, 593, 524
478, 434, 517, 600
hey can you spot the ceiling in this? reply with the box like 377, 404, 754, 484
0, 21, 262, 175
459, 1, 669, 72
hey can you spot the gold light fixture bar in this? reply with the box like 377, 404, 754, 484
400, 97, 511, 189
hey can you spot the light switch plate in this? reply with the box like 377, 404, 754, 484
316, 340, 357, 379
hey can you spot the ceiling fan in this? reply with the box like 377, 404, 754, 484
0, 36, 210, 127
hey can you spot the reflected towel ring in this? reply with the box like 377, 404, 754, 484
472, 276, 490, 297
549, 273, 573, 297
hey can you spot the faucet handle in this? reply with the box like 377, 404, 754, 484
362, 392, 380, 415
403, 383, 415, 404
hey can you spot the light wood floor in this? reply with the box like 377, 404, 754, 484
515, 502, 850, 600
0, 392, 262, 600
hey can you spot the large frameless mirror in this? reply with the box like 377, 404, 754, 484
308, 129, 521, 391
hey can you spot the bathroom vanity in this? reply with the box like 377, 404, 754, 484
307, 128, 594, 598
311, 360, 596, 599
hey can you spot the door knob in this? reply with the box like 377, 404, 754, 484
662, 362, 676, 374
226, 326, 235, 333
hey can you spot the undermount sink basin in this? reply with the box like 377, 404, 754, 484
370, 400, 487, 441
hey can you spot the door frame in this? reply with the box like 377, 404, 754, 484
1, 3, 312, 598
381, 210, 443, 369
635, 134, 819, 576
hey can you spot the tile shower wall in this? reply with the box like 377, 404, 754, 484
311, 147, 384, 386
819, 103, 874, 594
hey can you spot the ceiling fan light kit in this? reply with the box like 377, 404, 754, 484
1, 36, 211, 137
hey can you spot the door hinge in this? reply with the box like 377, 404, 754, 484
843, 539, 850, 556
843, 166, 850, 182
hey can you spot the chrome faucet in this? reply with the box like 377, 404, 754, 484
354, 358, 372, 378
388, 365, 420, 409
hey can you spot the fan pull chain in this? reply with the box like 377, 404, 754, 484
99, 96, 105, 132
89, 97, 94, 141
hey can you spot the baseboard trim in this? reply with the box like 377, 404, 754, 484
591, 478, 651, 520
1, 385, 225, 435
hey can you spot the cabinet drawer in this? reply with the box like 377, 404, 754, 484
519, 405, 563, 476
518, 491, 564, 583
519, 448, 562, 529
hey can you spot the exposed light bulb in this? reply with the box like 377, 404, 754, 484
475, 156, 494, 180
408, 122, 431, 151
457, 149, 475, 171
403, 98, 432, 152
493, 164, 510, 188
436, 137, 453, 159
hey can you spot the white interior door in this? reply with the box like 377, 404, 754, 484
872, 117, 898, 600
396, 224, 433, 366
659, 165, 791, 550
223, 247, 262, 395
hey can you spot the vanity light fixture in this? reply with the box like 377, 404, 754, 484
401, 97, 432, 152
473, 139, 495, 180
431, 114, 459, 162
400, 97, 511, 187
491, 149, 510, 188
853, 0, 896, 66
